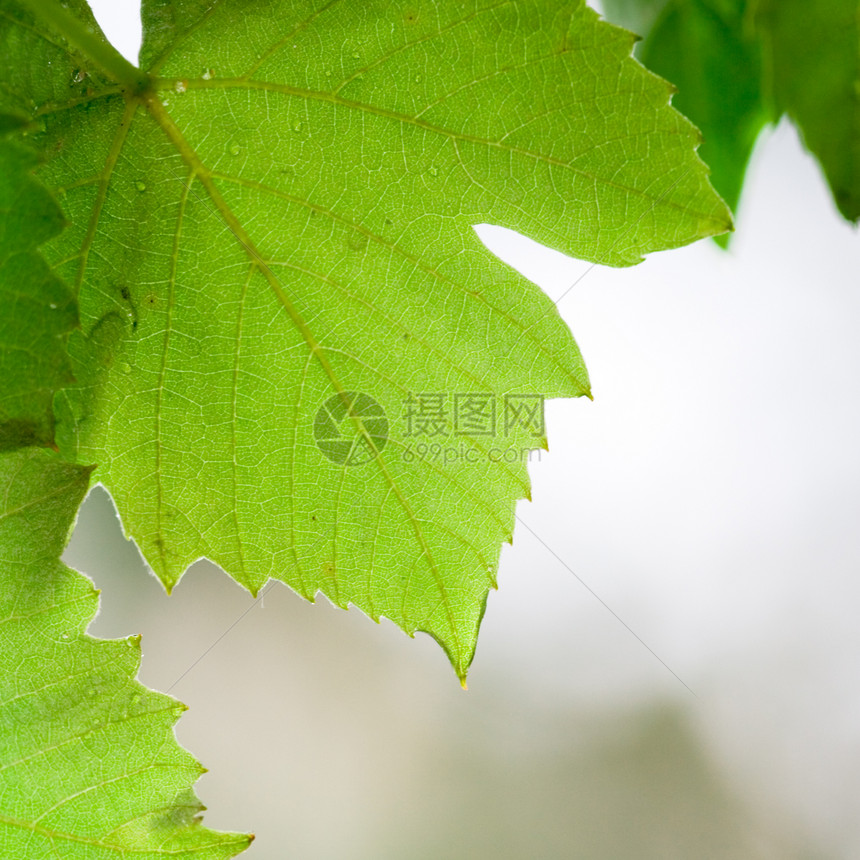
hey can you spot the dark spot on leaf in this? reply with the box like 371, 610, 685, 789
347, 232, 368, 252
0, 419, 50, 452
119, 286, 139, 330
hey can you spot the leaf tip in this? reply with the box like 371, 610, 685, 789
713, 230, 732, 250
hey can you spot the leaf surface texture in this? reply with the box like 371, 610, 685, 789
0, 449, 251, 858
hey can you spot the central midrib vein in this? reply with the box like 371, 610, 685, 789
143, 96, 465, 673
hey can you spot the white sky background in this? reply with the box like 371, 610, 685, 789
71, 3, 860, 858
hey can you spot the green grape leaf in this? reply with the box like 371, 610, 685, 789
757, 0, 860, 222
638, 0, 766, 241
0, 132, 77, 450
3, 0, 730, 679
0, 448, 251, 857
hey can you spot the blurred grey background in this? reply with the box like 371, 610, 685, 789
63, 3, 860, 857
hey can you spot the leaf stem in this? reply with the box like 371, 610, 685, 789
16, 0, 149, 94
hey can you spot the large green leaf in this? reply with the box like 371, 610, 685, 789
2, 0, 730, 679
757, 0, 860, 222
0, 448, 250, 857
0, 130, 77, 450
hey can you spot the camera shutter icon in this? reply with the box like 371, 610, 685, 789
313, 391, 389, 466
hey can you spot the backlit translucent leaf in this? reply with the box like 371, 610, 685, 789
3, 0, 730, 678
0, 448, 251, 858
